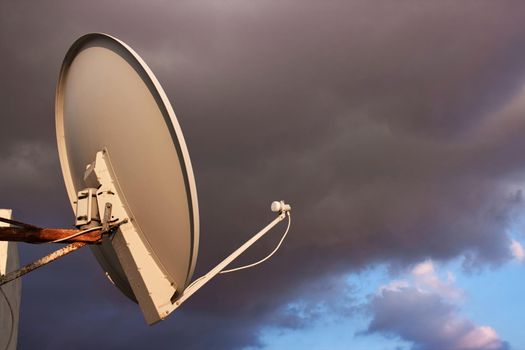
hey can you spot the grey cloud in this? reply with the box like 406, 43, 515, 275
2, 1, 525, 349
0, 141, 56, 189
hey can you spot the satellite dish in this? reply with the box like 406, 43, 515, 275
0, 33, 291, 326
55, 33, 199, 321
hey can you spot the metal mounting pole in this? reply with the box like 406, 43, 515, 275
0, 217, 104, 244
0, 242, 87, 287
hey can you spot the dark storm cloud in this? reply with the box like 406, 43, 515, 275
2, 1, 525, 349
0, 141, 55, 190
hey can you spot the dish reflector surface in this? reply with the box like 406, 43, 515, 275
55, 33, 199, 300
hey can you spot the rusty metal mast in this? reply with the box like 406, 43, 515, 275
0, 215, 123, 287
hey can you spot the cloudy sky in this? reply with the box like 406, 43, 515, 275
1, 1, 525, 349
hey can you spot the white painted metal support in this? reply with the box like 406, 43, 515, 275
80, 150, 292, 323
85, 150, 178, 325
171, 207, 290, 311
0, 209, 20, 350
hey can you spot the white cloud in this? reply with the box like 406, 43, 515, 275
510, 240, 525, 262
380, 279, 410, 293
458, 326, 505, 350
409, 260, 462, 301
366, 260, 507, 350
412, 260, 435, 276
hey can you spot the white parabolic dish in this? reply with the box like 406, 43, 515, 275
55, 33, 199, 308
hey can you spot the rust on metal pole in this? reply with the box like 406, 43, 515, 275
0, 242, 87, 286
0, 216, 104, 244
0, 226, 103, 244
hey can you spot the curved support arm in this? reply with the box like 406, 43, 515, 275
171, 202, 291, 311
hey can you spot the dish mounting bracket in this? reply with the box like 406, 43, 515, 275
80, 149, 179, 324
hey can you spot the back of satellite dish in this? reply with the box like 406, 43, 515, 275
0, 33, 291, 328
